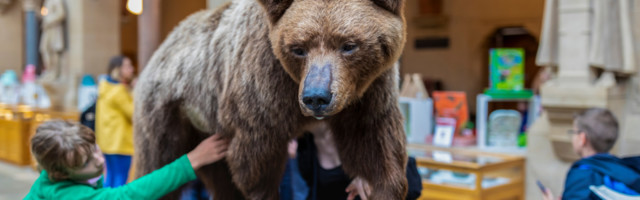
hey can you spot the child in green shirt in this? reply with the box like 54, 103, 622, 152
24, 120, 229, 199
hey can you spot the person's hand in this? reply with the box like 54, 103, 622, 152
542, 188, 560, 200
287, 140, 298, 158
187, 134, 229, 170
346, 176, 371, 200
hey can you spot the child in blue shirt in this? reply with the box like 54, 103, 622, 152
544, 108, 640, 200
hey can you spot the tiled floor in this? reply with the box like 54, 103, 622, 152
0, 161, 38, 200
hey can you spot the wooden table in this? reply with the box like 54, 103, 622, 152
409, 144, 526, 200
0, 104, 78, 166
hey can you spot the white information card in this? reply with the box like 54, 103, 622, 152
433, 117, 456, 147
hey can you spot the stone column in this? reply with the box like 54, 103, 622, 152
137, 0, 160, 71
539, 0, 608, 113
22, 0, 40, 69
555, 0, 591, 85
526, 0, 632, 199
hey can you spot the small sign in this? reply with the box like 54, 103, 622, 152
433, 117, 456, 147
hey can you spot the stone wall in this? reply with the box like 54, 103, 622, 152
0, 1, 23, 76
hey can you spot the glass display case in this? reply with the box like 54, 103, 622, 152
408, 144, 525, 200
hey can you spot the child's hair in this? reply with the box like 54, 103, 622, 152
574, 108, 619, 153
108, 55, 127, 80
31, 120, 96, 181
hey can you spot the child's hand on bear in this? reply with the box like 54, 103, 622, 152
346, 176, 371, 200
187, 134, 229, 170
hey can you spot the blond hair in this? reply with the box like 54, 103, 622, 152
31, 120, 96, 181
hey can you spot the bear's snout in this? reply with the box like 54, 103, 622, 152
302, 87, 332, 115
301, 63, 333, 118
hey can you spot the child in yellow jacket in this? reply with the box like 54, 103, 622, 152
95, 55, 136, 188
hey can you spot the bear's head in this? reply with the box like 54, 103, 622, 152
258, 0, 406, 119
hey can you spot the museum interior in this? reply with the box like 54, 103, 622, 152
1, 0, 640, 199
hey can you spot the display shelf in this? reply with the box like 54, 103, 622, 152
409, 144, 525, 200
476, 94, 540, 149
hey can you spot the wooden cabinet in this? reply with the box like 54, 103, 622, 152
0, 104, 78, 166
409, 144, 525, 200
0, 105, 33, 166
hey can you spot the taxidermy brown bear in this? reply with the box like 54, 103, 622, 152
134, 0, 407, 199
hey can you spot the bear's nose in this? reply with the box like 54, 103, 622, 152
302, 88, 332, 114
302, 63, 332, 115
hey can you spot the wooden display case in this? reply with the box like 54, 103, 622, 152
0, 105, 35, 166
0, 104, 78, 166
409, 144, 525, 200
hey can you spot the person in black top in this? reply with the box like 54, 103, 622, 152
291, 125, 422, 200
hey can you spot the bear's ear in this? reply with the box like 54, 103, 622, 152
256, 0, 294, 23
371, 0, 404, 15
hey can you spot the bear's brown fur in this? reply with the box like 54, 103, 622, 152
133, 0, 407, 199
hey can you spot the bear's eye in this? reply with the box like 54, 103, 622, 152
341, 43, 358, 55
291, 47, 307, 57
